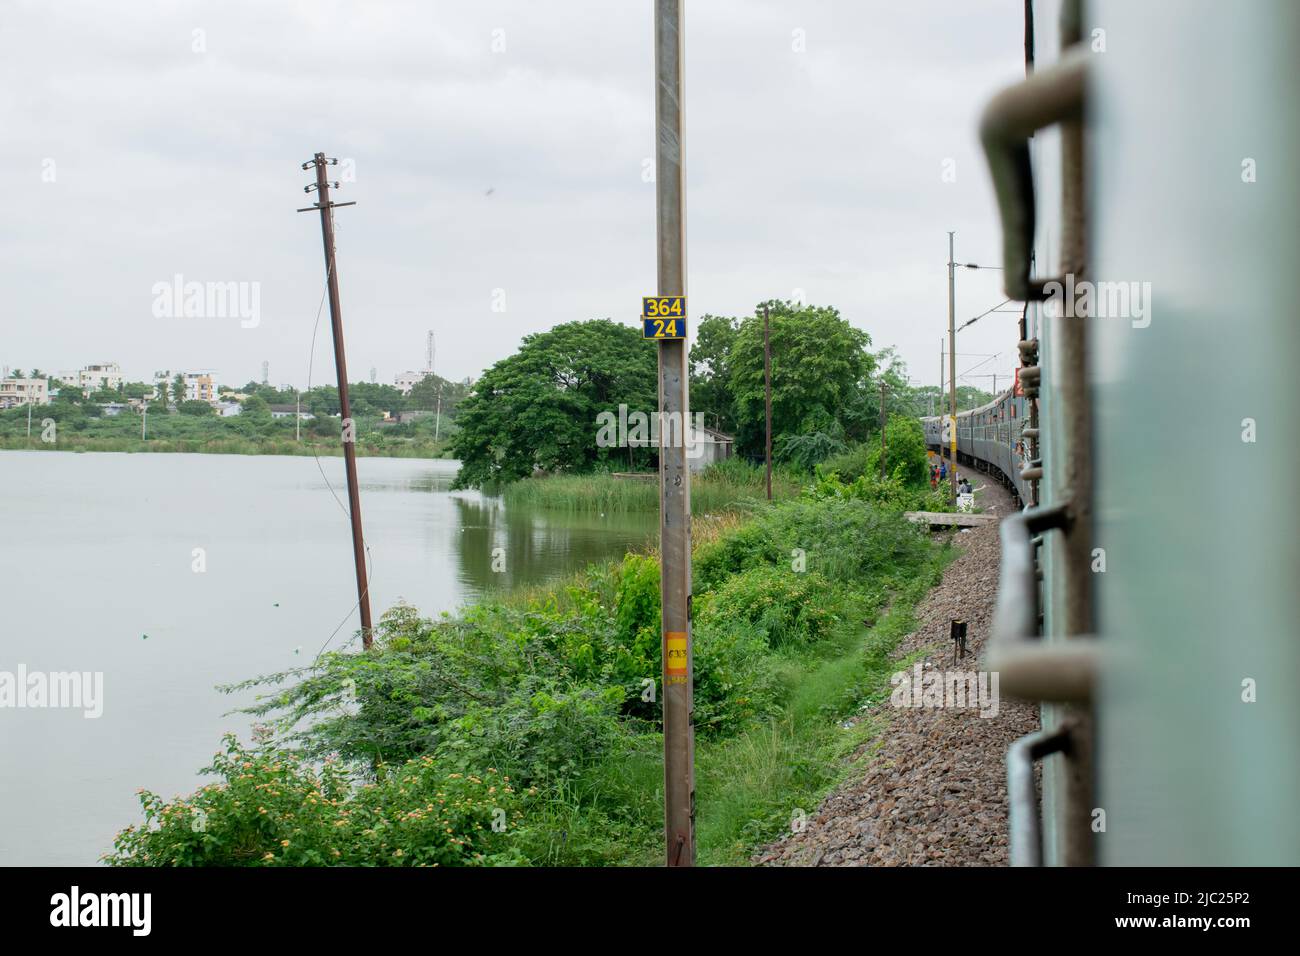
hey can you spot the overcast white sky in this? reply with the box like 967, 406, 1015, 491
1, 0, 1026, 392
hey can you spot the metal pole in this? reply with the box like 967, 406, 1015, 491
307, 152, 373, 648
939, 339, 945, 422
434, 383, 443, 442
879, 380, 887, 481
295, 390, 301, 442
948, 231, 958, 501
764, 304, 772, 501
654, 0, 695, 868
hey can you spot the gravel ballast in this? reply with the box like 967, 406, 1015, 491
755, 474, 1039, 866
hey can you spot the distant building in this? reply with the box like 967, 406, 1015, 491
184, 373, 216, 403
0, 377, 50, 408
78, 363, 124, 393
216, 402, 242, 417
688, 425, 734, 473
269, 404, 313, 420
153, 370, 217, 404
394, 371, 427, 396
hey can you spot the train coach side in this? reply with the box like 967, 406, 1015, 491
922, 389, 1031, 504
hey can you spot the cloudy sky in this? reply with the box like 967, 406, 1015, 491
1, 0, 1025, 393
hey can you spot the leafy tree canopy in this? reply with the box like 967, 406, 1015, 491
451, 319, 657, 488
721, 300, 875, 458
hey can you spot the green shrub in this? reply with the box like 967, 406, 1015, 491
693, 496, 929, 592
695, 566, 845, 649
106, 734, 525, 867
816, 443, 875, 483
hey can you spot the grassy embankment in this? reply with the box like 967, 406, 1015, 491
0, 410, 453, 458
105, 458, 954, 867
495, 457, 805, 514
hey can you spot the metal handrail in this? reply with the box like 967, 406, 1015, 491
979, 49, 1089, 301
986, 505, 1098, 702
1008, 725, 1072, 866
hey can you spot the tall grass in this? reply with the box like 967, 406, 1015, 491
498, 460, 803, 514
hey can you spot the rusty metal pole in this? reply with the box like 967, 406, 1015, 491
948, 231, 958, 501
654, 0, 695, 867
764, 304, 772, 501
304, 152, 373, 648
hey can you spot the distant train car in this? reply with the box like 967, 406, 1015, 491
923, 389, 1031, 504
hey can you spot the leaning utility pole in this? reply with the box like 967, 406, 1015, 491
299, 152, 373, 649
947, 231, 958, 501
764, 304, 773, 501
654, 0, 695, 868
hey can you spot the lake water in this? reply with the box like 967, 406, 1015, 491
0, 451, 656, 865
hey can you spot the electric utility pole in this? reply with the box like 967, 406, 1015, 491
764, 304, 772, 501
654, 0, 695, 868
947, 231, 958, 501
298, 152, 373, 649
879, 380, 888, 481
434, 382, 443, 443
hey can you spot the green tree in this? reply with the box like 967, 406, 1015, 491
866, 415, 929, 485
408, 374, 471, 419
179, 399, 215, 416
451, 319, 657, 487
241, 394, 271, 419
173, 373, 186, 408
689, 315, 739, 433
728, 300, 875, 458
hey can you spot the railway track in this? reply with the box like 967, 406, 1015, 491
757, 480, 1036, 866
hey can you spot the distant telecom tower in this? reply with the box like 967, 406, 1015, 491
426, 330, 435, 378
369, 366, 377, 384
261, 360, 269, 386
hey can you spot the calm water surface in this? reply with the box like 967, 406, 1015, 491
0, 451, 654, 865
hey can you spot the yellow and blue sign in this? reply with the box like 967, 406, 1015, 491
642, 295, 686, 339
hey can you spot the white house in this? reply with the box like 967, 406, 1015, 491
0, 377, 50, 408
78, 363, 123, 393
269, 404, 314, 420
687, 424, 734, 473
394, 370, 429, 395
